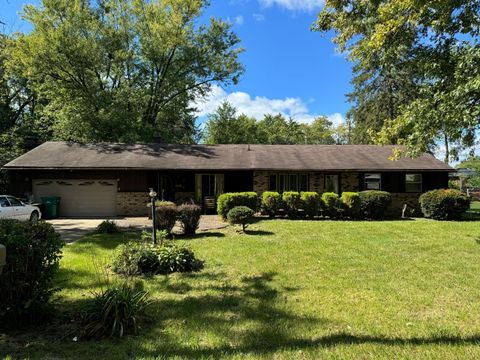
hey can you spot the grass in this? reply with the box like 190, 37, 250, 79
2, 216, 480, 359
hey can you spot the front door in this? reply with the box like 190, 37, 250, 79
195, 174, 224, 209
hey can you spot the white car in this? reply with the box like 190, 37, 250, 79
0, 195, 42, 221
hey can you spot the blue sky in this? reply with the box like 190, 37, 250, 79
1, 0, 352, 126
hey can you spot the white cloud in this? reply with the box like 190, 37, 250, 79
193, 85, 344, 126
235, 15, 244, 25
253, 13, 265, 22
258, 0, 324, 12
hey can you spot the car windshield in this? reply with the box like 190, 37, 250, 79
7, 197, 22, 206
0, 197, 11, 207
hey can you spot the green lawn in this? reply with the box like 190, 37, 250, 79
3, 218, 480, 359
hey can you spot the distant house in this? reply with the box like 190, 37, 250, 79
4, 142, 452, 217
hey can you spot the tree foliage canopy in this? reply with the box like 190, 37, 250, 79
203, 101, 348, 145
5, 0, 244, 143
314, 0, 480, 161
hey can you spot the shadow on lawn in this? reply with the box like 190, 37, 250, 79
4, 270, 480, 358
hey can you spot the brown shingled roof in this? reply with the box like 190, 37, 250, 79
3, 141, 453, 171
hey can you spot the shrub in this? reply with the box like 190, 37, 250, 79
300, 192, 321, 218
177, 204, 202, 235
359, 190, 392, 220
261, 192, 282, 217
419, 189, 470, 220
96, 220, 121, 234
0, 220, 63, 326
227, 206, 255, 231
217, 192, 258, 220
80, 282, 149, 338
156, 243, 204, 274
113, 241, 204, 276
282, 191, 302, 218
321, 192, 342, 218
112, 241, 144, 276
341, 192, 361, 219
155, 203, 178, 234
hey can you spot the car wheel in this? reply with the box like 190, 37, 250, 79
30, 211, 39, 222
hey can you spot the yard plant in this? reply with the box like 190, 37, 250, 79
420, 189, 470, 220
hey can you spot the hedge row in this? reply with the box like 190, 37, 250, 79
217, 190, 392, 220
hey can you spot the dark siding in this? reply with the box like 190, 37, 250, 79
225, 171, 254, 192
423, 172, 448, 191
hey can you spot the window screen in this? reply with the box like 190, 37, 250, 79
325, 174, 339, 193
364, 173, 381, 190
405, 174, 422, 192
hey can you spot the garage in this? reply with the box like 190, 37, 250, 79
32, 179, 117, 217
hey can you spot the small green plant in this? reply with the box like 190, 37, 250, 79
261, 192, 282, 217
96, 220, 121, 234
113, 240, 204, 276
341, 192, 361, 219
321, 192, 342, 219
177, 204, 202, 235
282, 191, 302, 218
156, 243, 204, 274
419, 189, 470, 220
80, 281, 149, 338
300, 192, 320, 218
217, 192, 259, 220
227, 206, 255, 231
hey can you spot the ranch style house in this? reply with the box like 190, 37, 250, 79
4, 142, 452, 217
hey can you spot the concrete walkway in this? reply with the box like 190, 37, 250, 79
48, 215, 228, 243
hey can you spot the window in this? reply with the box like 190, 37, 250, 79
269, 173, 309, 192
325, 174, 339, 193
7, 197, 23, 206
0, 197, 11, 207
364, 173, 381, 190
405, 174, 422, 192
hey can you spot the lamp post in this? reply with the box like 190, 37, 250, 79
149, 188, 157, 245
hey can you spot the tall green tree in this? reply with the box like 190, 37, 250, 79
203, 101, 258, 144
5, 0, 244, 143
314, 0, 480, 161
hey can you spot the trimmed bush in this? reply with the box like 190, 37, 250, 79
227, 206, 255, 231
80, 282, 149, 338
282, 191, 302, 218
96, 220, 121, 234
178, 204, 202, 235
0, 220, 63, 326
359, 190, 392, 220
341, 192, 361, 219
321, 192, 342, 218
300, 192, 321, 218
419, 189, 470, 220
261, 191, 282, 217
217, 192, 258, 220
155, 203, 178, 234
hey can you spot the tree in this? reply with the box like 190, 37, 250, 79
314, 0, 480, 161
457, 156, 480, 188
203, 103, 345, 145
203, 101, 258, 144
304, 116, 335, 144
5, 0, 244, 143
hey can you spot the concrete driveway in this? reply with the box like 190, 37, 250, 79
48, 216, 227, 243
47, 217, 151, 243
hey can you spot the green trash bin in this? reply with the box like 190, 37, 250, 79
41, 196, 61, 219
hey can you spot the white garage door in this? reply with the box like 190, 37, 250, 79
33, 179, 117, 217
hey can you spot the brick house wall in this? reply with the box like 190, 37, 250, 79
116, 192, 149, 217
